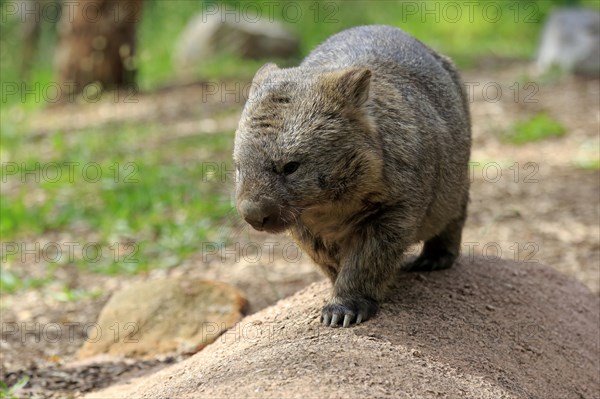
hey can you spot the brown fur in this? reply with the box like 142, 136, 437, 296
234, 25, 471, 327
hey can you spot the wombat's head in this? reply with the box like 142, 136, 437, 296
234, 63, 382, 233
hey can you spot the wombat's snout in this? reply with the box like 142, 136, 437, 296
238, 198, 281, 232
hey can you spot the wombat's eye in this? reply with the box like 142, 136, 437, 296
282, 162, 300, 175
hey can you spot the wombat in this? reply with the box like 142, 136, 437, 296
234, 25, 471, 327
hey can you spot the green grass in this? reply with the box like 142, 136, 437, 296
574, 139, 600, 170
0, 376, 29, 399
1, 109, 238, 281
576, 159, 600, 170
503, 112, 567, 144
4, 0, 599, 108
141, 0, 586, 81
51, 286, 104, 302
0, 269, 49, 294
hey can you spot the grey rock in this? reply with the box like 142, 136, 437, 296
173, 9, 300, 75
537, 8, 600, 76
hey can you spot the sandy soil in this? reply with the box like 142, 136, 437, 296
88, 257, 600, 399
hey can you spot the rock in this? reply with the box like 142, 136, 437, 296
173, 8, 300, 75
78, 278, 247, 358
87, 257, 599, 399
537, 8, 600, 76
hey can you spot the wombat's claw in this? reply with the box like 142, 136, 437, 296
343, 314, 353, 328
331, 313, 341, 326
320, 298, 378, 327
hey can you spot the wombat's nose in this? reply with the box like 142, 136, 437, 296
238, 199, 273, 230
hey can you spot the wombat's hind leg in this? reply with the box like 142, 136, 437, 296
407, 207, 467, 272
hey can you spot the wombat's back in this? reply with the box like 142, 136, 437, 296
302, 25, 437, 70
302, 25, 469, 120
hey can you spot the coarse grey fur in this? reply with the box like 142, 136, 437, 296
233, 25, 471, 327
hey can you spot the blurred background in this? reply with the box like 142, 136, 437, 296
0, 0, 599, 395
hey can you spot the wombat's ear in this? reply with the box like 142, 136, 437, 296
248, 63, 279, 98
321, 68, 372, 107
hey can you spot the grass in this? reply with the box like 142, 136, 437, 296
0, 376, 29, 399
1, 108, 239, 289
503, 112, 567, 144
3, 0, 599, 108
132, 0, 600, 83
576, 159, 600, 170
0, 269, 49, 294
574, 139, 600, 170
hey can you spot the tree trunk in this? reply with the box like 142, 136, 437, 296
54, 0, 143, 97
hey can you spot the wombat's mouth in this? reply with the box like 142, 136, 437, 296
237, 198, 294, 234
251, 216, 289, 234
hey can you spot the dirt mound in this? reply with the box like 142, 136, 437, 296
87, 257, 599, 399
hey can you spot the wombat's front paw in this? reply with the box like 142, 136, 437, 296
320, 297, 378, 328
406, 251, 456, 272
